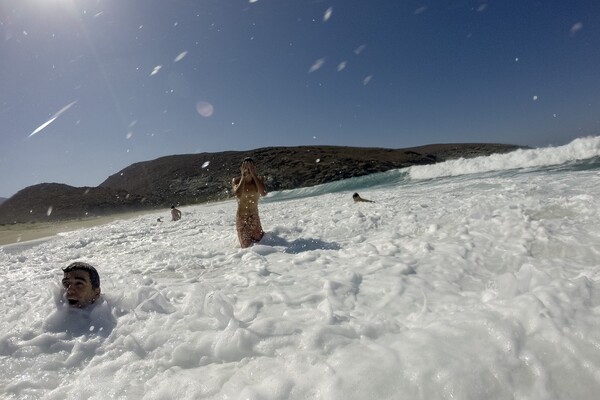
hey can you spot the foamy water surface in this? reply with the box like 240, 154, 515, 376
1, 137, 600, 399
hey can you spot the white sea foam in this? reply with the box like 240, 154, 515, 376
1, 136, 600, 399
408, 135, 600, 180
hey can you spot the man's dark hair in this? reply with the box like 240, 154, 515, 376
63, 262, 100, 289
352, 193, 359, 198
242, 157, 254, 164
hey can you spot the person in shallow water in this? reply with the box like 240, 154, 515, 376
352, 192, 375, 203
232, 157, 268, 248
171, 205, 182, 221
61, 262, 101, 308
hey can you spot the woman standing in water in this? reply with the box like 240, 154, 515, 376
232, 157, 268, 248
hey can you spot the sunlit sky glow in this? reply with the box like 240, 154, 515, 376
1, 0, 599, 197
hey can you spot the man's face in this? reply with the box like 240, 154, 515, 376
62, 270, 100, 308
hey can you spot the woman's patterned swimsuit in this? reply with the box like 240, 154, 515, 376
236, 213, 264, 248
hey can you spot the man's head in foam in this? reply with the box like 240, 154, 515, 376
62, 262, 101, 308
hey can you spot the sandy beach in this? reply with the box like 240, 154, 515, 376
0, 209, 159, 246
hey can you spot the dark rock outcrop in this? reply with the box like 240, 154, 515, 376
0, 143, 521, 224
0, 184, 147, 224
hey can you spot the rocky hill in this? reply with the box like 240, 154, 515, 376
0, 184, 147, 224
0, 143, 520, 224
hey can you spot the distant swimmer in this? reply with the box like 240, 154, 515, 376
353, 192, 375, 203
232, 157, 268, 248
171, 205, 182, 221
62, 262, 101, 308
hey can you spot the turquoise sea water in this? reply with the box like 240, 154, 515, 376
265, 137, 600, 203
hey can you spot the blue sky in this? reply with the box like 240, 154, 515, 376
1, 0, 599, 198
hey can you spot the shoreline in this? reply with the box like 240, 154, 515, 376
0, 209, 159, 247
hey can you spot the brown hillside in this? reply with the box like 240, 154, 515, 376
0, 144, 521, 224
0, 184, 147, 224
99, 144, 520, 205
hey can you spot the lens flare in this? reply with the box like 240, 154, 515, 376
196, 101, 214, 117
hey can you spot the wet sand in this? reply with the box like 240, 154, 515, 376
0, 210, 159, 246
